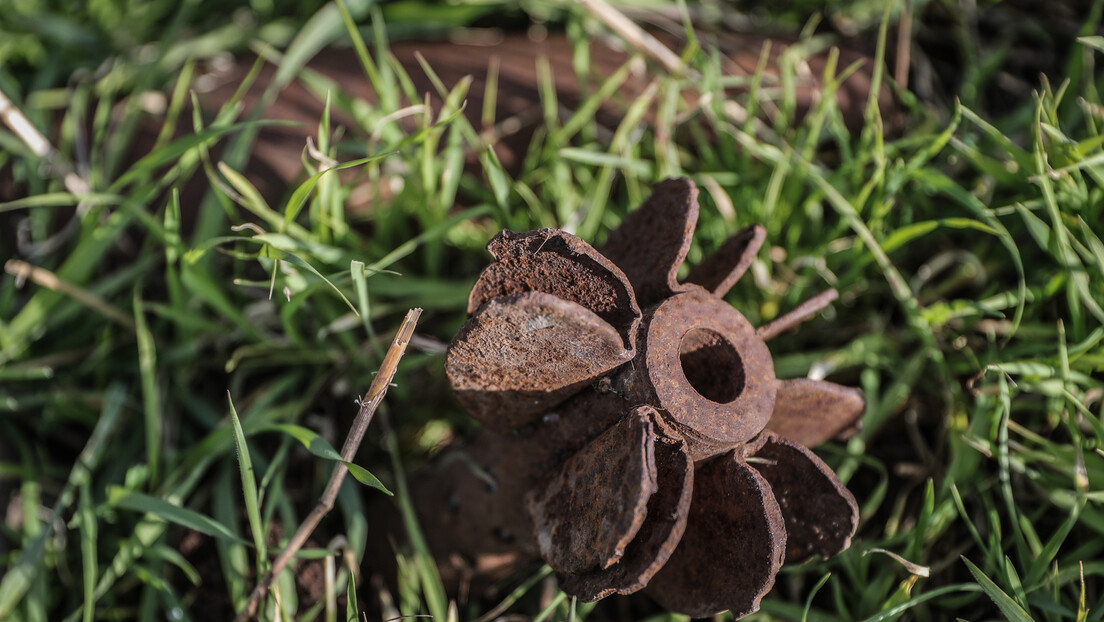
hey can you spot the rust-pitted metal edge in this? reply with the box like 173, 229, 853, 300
469, 228, 641, 350
559, 408, 693, 601
599, 178, 698, 309
635, 289, 776, 457
767, 378, 865, 448
447, 291, 633, 431
645, 448, 786, 618
756, 289, 839, 342
745, 431, 859, 563
685, 224, 766, 298
526, 409, 658, 574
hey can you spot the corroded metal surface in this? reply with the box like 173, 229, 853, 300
768, 378, 866, 447
527, 409, 658, 574
558, 408, 693, 600
745, 432, 860, 563
431, 177, 866, 618
756, 289, 840, 341
446, 291, 632, 430
685, 224, 766, 296
599, 178, 698, 308
469, 229, 640, 349
645, 449, 786, 618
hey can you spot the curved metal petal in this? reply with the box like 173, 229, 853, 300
767, 378, 864, 448
646, 449, 785, 619
558, 408, 693, 600
526, 408, 658, 574
746, 431, 859, 563
469, 228, 640, 349
447, 291, 633, 430
599, 178, 698, 308
756, 289, 839, 341
685, 225, 766, 298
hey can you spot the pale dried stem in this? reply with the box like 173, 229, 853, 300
0, 87, 90, 196
234, 308, 423, 622
577, 0, 693, 78
578, 0, 766, 140
4, 259, 135, 330
895, 0, 913, 89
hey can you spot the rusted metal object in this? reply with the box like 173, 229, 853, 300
432, 177, 864, 617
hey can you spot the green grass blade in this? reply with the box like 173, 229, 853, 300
962, 557, 1034, 622
858, 584, 983, 622
533, 592, 567, 622
77, 484, 98, 622
108, 487, 251, 546
283, 153, 394, 229
112, 120, 294, 190
0, 192, 122, 212
385, 426, 447, 621
346, 570, 359, 622
217, 161, 281, 230
0, 518, 48, 619
0, 383, 126, 618
801, 573, 832, 622
880, 218, 1002, 253
146, 545, 201, 587
258, 423, 391, 495
133, 290, 161, 489
475, 565, 556, 622
363, 206, 491, 274
227, 393, 268, 569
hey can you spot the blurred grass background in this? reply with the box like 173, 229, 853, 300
1, 0, 1104, 620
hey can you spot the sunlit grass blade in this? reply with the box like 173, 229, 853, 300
346, 568, 359, 622
112, 120, 295, 190
258, 423, 392, 494
857, 584, 983, 622
108, 487, 251, 546
0, 192, 122, 212
246, 241, 359, 315
283, 153, 394, 228
133, 289, 161, 488
77, 484, 98, 622
962, 557, 1034, 622
227, 392, 268, 574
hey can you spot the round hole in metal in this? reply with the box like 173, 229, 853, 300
678, 328, 745, 404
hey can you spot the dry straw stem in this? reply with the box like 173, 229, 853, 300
576, 0, 766, 138
4, 259, 136, 330
235, 307, 423, 622
0, 87, 90, 196
577, 0, 694, 79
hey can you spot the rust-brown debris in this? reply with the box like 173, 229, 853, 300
430, 177, 864, 618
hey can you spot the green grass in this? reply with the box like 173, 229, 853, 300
2, 0, 1104, 620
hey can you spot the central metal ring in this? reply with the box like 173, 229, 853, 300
642, 289, 776, 450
